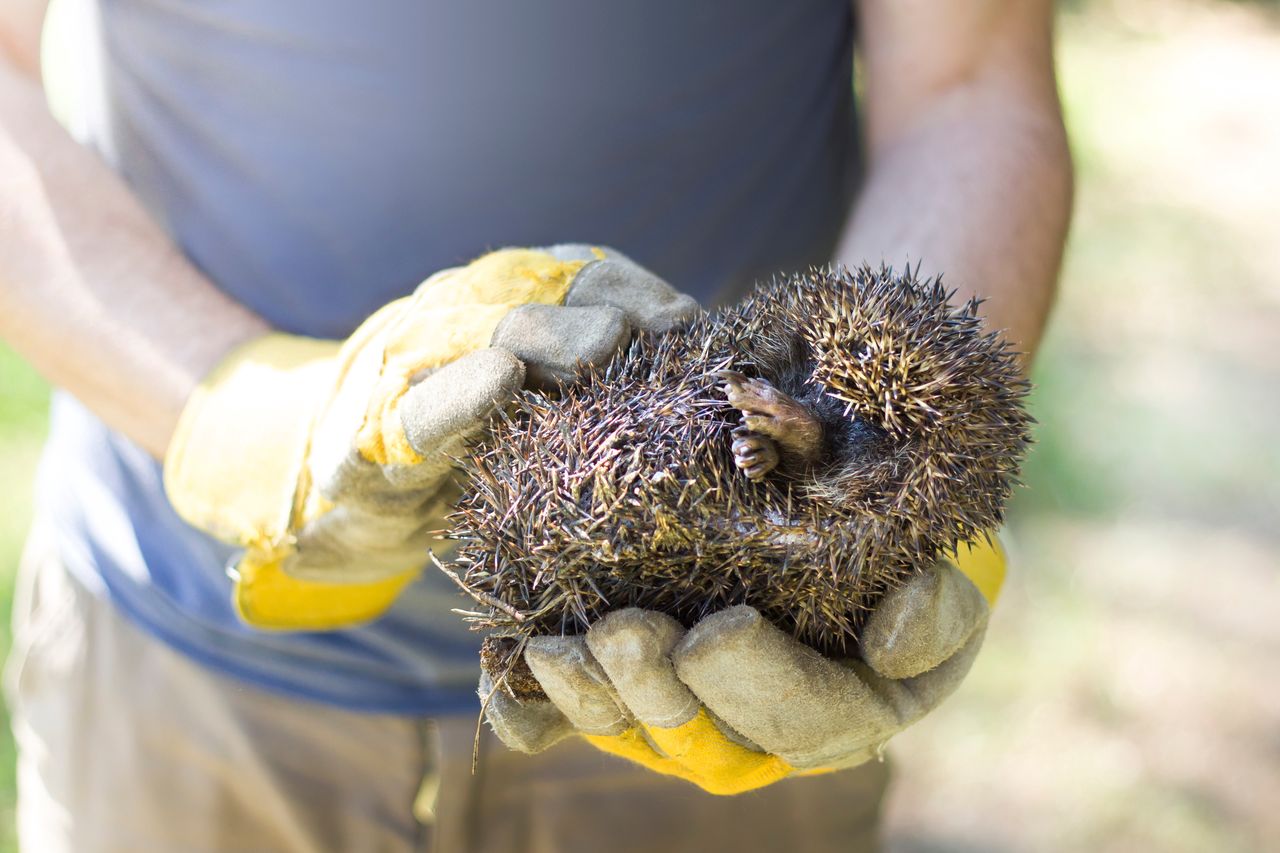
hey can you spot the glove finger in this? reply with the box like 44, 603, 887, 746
534, 243, 615, 263
285, 503, 440, 582
309, 327, 399, 502
566, 258, 700, 334
918, 619, 986, 696
846, 623, 988, 735
398, 347, 524, 463
860, 558, 989, 680
480, 671, 575, 754
672, 605, 900, 770
585, 609, 700, 729
490, 304, 630, 391
524, 635, 631, 737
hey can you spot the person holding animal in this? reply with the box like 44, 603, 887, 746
0, 1, 1071, 850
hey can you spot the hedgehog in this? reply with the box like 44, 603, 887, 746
438, 264, 1032, 695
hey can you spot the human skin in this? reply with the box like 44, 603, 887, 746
0, 0, 1070, 460
0, 0, 268, 459
839, 0, 1072, 362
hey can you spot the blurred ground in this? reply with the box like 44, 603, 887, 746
1, 1, 1277, 851
884, 1, 1280, 851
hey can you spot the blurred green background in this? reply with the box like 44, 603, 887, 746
0, 347, 46, 851
1, 0, 1277, 850
884, 1, 1280, 851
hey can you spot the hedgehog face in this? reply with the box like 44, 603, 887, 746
446, 265, 1030, 652
717, 267, 1031, 539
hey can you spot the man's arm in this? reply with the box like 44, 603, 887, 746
0, 0, 43, 77
0, 1, 269, 457
839, 0, 1073, 362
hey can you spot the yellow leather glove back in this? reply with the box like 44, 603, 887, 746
164, 247, 698, 630
482, 536, 1005, 796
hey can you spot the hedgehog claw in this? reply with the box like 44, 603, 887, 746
714, 369, 750, 385
719, 372, 823, 470
731, 431, 780, 479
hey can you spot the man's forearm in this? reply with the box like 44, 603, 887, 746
0, 60, 269, 458
836, 89, 1071, 362
840, 0, 1073, 366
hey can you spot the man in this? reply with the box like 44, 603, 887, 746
0, 0, 1071, 850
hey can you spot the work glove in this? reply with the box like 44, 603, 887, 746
482, 537, 1005, 795
164, 246, 697, 630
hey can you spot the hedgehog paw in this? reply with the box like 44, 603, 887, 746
717, 371, 823, 466
731, 428, 780, 481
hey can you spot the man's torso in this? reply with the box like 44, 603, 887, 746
38, 0, 858, 712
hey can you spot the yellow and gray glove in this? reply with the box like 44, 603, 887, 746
483, 538, 1005, 795
164, 246, 697, 630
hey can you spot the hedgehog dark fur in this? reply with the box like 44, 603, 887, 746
443, 265, 1032, 659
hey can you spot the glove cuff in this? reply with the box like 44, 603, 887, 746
231, 551, 418, 631
951, 534, 1007, 606
163, 332, 339, 553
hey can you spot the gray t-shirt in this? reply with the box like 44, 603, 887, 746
39, 0, 858, 713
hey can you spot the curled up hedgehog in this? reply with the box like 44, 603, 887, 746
438, 264, 1032, 696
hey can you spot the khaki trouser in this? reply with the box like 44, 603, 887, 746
4, 522, 889, 852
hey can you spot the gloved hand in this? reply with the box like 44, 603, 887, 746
482, 537, 1005, 795
164, 246, 697, 630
